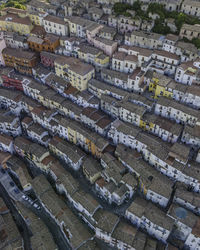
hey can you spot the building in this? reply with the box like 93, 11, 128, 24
88, 78, 129, 100
0, 67, 28, 91
162, 34, 179, 54
165, 18, 177, 33
88, 7, 103, 22
125, 197, 174, 243
125, 30, 164, 49
31, 174, 93, 249
150, 50, 180, 76
115, 144, 174, 208
108, 15, 118, 28
101, 96, 146, 127
108, 120, 198, 189
27, 0, 57, 15
30, 25, 46, 38
0, 199, 24, 249
175, 41, 199, 62
6, 155, 32, 190
161, 0, 182, 12
40, 51, 59, 68
168, 203, 200, 244
101, 68, 129, 91
28, 34, 60, 53
28, 10, 47, 26
140, 113, 182, 143
181, 0, 200, 17
181, 125, 200, 147
26, 122, 50, 147
0, 39, 6, 66
112, 51, 137, 74
175, 61, 200, 85
155, 96, 200, 127
48, 160, 101, 220
2, 47, 38, 75
118, 45, 152, 68
0, 87, 23, 114
49, 136, 86, 171
82, 157, 102, 184
147, 70, 200, 109
0, 13, 33, 35
89, 208, 120, 244
59, 36, 83, 56
98, 26, 116, 40
180, 23, 200, 41
117, 16, 142, 34
0, 7, 27, 16
0, 134, 14, 153
89, 36, 118, 57
43, 15, 68, 36
14, 137, 50, 169
66, 16, 102, 39
141, 19, 154, 32
80, 107, 112, 136
16, 202, 58, 249
54, 56, 95, 91
0, 111, 21, 136
110, 221, 150, 250
77, 44, 109, 70
2, 32, 28, 50
174, 183, 200, 215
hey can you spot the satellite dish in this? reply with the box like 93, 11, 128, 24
175, 207, 187, 219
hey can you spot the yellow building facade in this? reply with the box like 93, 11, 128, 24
55, 58, 95, 91
149, 77, 173, 99
28, 12, 41, 26
139, 119, 155, 133
0, 14, 33, 35
95, 54, 110, 67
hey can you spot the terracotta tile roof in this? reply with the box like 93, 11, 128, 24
0, 13, 32, 26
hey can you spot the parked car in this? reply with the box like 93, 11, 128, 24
33, 203, 40, 209
22, 195, 29, 201
14, 188, 20, 194
9, 181, 15, 187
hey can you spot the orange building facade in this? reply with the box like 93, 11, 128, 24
27, 34, 60, 53
2, 47, 39, 75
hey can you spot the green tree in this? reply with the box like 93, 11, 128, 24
123, 12, 132, 17
4, 0, 26, 9
152, 19, 170, 35
175, 13, 186, 31
132, 0, 141, 11
192, 38, 200, 49
113, 3, 132, 15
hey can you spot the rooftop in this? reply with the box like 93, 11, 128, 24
44, 15, 66, 25
127, 197, 147, 217
0, 13, 32, 26
93, 208, 119, 233
144, 202, 174, 231
2, 47, 37, 60
83, 157, 102, 176
112, 221, 139, 248
168, 203, 199, 229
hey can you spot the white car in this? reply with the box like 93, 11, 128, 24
33, 203, 39, 209
22, 195, 29, 201
29, 200, 34, 205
